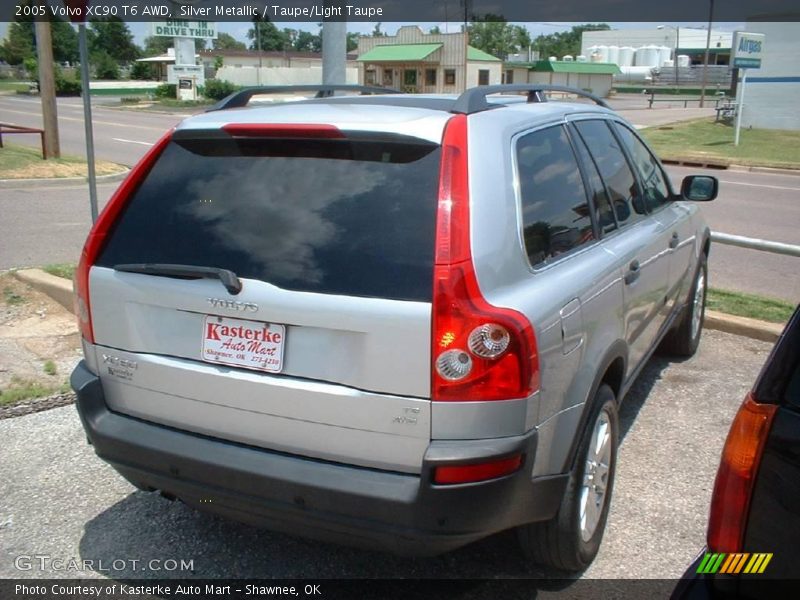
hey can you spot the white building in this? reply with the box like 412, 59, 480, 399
739, 22, 800, 131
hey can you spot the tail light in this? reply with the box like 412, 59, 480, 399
707, 392, 777, 553
221, 123, 344, 138
74, 131, 173, 343
431, 114, 539, 402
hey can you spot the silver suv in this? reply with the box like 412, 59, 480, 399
71, 84, 717, 571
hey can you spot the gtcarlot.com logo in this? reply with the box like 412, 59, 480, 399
697, 552, 773, 575
14, 555, 195, 573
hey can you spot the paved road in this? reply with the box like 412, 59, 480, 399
0, 330, 773, 583
1, 162, 795, 302
1, 95, 796, 302
0, 95, 183, 166
1, 94, 716, 167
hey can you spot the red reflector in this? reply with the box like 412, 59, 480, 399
707, 393, 777, 553
433, 455, 523, 485
221, 123, 344, 138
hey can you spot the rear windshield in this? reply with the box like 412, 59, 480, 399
97, 136, 441, 301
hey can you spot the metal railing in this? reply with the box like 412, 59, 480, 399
0, 122, 45, 159
712, 232, 800, 258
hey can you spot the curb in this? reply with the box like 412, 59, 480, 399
661, 160, 800, 177
13, 268, 74, 314
704, 310, 783, 343
0, 169, 129, 189
10, 268, 784, 344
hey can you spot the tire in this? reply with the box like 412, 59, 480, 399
660, 255, 707, 357
517, 384, 619, 572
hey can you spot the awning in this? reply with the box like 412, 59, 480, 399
357, 43, 443, 62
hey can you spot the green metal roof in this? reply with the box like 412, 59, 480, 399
357, 43, 443, 62
467, 46, 501, 62
530, 60, 621, 75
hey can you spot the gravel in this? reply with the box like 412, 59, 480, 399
0, 330, 773, 583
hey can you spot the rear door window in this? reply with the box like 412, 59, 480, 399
97, 135, 441, 301
516, 124, 595, 267
573, 120, 647, 227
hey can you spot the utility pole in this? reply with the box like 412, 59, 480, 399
322, 1, 346, 86
699, 0, 715, 108
34, 20, 60, 158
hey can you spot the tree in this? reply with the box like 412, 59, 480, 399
371, 23, 387, 37
212, 33, 246, 51
88, 18, 140, 63
346, 32, 359, 52
533, 24, 611, 60
293, 30, 321, 53
248, 19, 289, 51
1, 22, 35, 65
1, 19, 78, 65
129, 60, 154, 80
467, 17, 532, 60
142, 35, 172, 56
429, 26, 442, 35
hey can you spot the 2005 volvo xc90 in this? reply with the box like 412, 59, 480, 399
71, 84, 718, 571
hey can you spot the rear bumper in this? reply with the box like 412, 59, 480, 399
72, 361, 566, 555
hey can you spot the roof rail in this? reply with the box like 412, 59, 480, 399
451, 84, 610, 115
206, 85, 402, 112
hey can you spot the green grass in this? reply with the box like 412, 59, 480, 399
0, 142, 125, 179
0, 80, 29, 93
43, 360, 57, 376
42, 263, 76, 280
3, 286, 25, 305
0, 377, 70, 406
707, 288, 795, 324
641, 118, 800, 169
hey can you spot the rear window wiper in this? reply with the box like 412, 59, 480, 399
114, 263, 242, 295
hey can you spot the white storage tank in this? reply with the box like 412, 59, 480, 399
634, 45, 660, 68
618, 46, 635, 67
616, 66, 655, 84
548, 56, 558, 62
658, 46, 672, 67
576, 55, 588, 62
590, 52, 603, 62
596, 45, 609, 62
562, 55, 574, 62
607, 45, 620, 65
662, 59, 675, 68
677, 54, 691, 67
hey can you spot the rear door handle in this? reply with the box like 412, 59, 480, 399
669, 232, 679, 249
624, 260, 640, 285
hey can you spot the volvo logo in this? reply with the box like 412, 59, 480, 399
207, 298, 259, 313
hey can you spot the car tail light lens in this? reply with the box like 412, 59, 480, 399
222, 123, 344, 138
707, 392, 777, 553
433, 454, 523, 485
74, 130, 174, 343
431, 114, 539, 402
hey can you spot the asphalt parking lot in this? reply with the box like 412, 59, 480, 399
0, 329, 773, 586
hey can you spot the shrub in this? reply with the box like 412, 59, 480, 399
154, 83, 176, 98
92, 51, 120, 80
55, 74, 81, 96
129, 61, 153, 81
202, 78, 237, 100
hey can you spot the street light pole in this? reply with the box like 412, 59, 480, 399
700, 0, 715, 108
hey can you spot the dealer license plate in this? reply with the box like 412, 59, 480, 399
201, 315, 286, 373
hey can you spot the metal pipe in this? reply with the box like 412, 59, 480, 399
78, 23, 98, 224
712, 232, 800, 258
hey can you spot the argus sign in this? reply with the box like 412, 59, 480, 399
732, 32, 765, 69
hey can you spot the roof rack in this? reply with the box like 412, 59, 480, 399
451, 84, 610, 115
206, 85, 402, 112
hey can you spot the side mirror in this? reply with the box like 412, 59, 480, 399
681, 175, 718, 201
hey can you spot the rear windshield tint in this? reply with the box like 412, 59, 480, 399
97, 136, 441, 301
